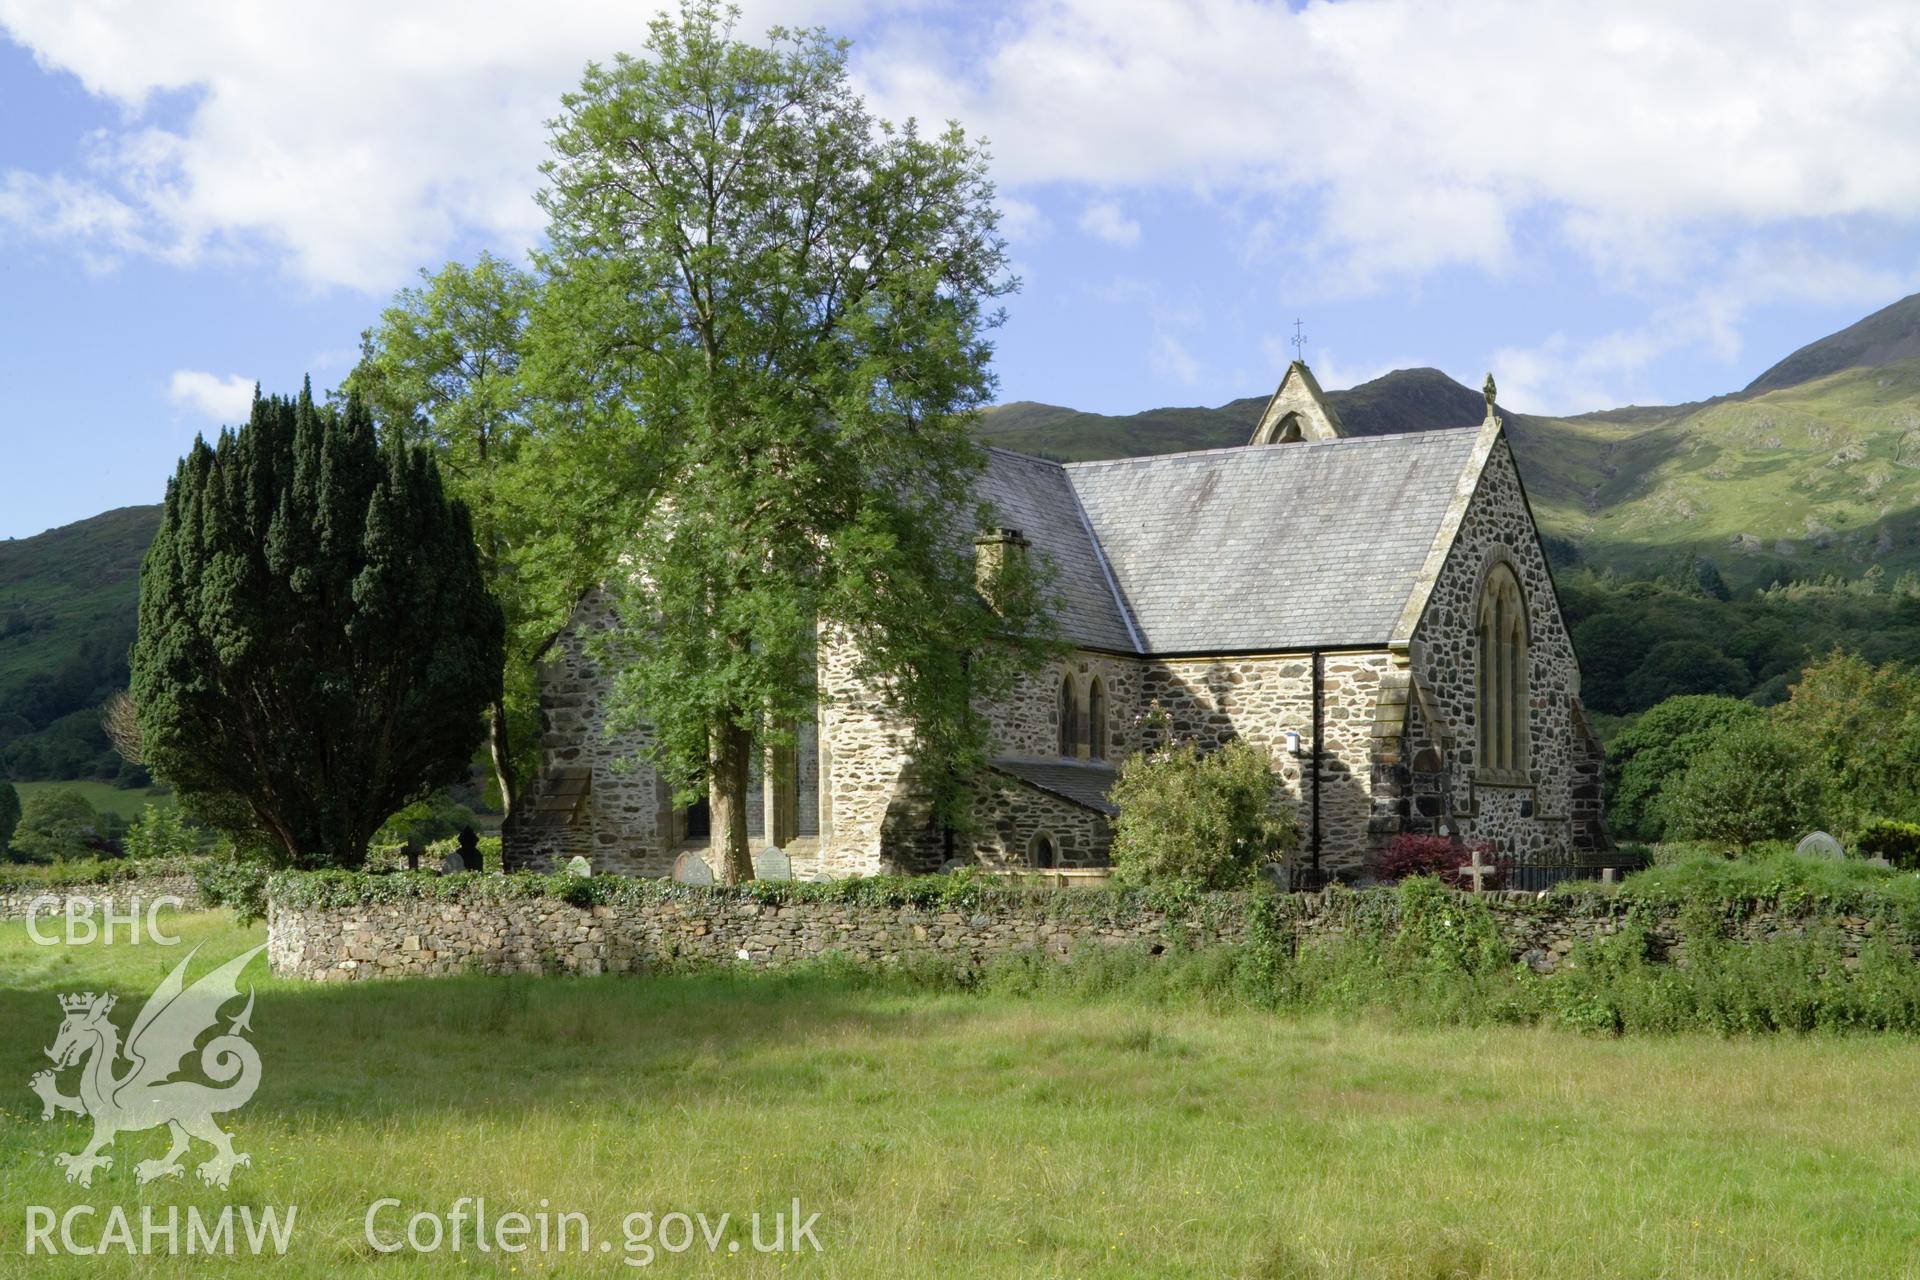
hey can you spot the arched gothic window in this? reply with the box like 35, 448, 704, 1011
1057, 672, 1079, 758
1476, 564, 1529, 774
1086, 677, 1107, 760
1029, 832, 1058, 869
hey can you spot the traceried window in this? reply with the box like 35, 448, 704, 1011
1086, 677, 1107, 760
1058, 672, 1079, 758
1476, 564, 1529, 775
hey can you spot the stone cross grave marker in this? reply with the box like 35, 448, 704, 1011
1458, 846, 1497, 894
1795, 831, 1844, 861
562, 855, 592, 877
754, 845, 793, 882
672, 851, 715, 885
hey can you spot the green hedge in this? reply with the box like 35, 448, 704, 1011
1608, 852, 1920, 923
265, 866, 1262, 930
0, 855, 214, 890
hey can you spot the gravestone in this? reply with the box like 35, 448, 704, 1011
939, 857, 971, 875
562, 855, 592, 877
1795, 831, 1844, 861
455, 825, 483, 873
439, 851, 467, 874
1457, 846, 1497, 894
754, 846, 793, 882
672, 851, 715, 885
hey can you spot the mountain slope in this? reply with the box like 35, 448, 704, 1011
979, 366, 1499, 462
0, 505, 160, 779
1745, 291, 1920, 394
982, 351, 1920, 589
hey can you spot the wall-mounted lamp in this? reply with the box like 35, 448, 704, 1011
1283, 729, 1303, 757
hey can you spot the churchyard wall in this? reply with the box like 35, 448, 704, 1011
265, 874, 1906, 982
0, 869, 205, 921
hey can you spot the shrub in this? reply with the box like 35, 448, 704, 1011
1658, 719, 1816, 852
8, 789, 121, 863
122, 804, 202, 860
1375, 834, 1499, 889
1109, 740, 1298, 891
1603, 695, 1765, 839
1774, 652, 1920, 834
195, 853, 270, 925
1855, 819, 1920, 869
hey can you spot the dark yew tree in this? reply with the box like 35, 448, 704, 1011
131, 383, 503, 868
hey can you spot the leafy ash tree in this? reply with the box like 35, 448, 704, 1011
131, 384, 504, 869
536, 1, 1053, 881
353, 255, 672, 822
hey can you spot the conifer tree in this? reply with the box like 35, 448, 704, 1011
131, 383, 503, 868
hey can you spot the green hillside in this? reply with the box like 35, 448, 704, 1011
1536, 359, 1920, 584
0, 505, 159, 780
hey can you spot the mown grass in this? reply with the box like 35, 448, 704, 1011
8, 911, 1920, 1276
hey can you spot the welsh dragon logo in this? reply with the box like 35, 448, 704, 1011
29, 943, 267, 1188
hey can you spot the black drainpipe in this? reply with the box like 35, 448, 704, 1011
1311, 648, 1324, 880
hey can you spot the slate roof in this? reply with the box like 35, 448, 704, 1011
977, 448, 1140, 652
986, 427, 1484, 655
989, 758, 1120, 815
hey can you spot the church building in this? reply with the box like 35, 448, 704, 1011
505, 362, 1610, 881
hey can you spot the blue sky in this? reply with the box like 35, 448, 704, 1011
4, 0, 1920, 540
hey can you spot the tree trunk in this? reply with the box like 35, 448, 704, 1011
488, 698, 520, 823
710, 719, 756, 883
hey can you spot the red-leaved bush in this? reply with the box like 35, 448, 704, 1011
1374, 834, 1499, 889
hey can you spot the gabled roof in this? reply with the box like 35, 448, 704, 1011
977, 448, 1140, 652
1050, 426, 1487, 654
989, 758, 1120, 815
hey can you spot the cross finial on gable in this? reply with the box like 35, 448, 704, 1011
1291, 318, 1306, 362
1483, 372, 1497, 413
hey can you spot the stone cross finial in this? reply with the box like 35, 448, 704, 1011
1483, 372, 1497, 412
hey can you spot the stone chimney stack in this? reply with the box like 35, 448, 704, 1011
974, 527, 1030, 600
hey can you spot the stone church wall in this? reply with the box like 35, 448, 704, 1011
1409, 435, 1596, 855
513, 595, 675, 877
1136, 651, 1401, 877
970, 776, 1113, 870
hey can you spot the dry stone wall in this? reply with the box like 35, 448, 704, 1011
266, 879, 1913, 983
0, 873, 204, 921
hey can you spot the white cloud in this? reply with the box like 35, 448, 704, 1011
1076, 199, 1141, 247
996, 195, 1052, 243
0, 170, 150, 270
864, 0, 1920, 290
1151, 330, 1200, 386
0, 1, 885, 291
168, 370, 255, 424
1488, 241, 1919, 414
3, 0, 1919, 306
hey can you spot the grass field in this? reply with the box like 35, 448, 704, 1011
11, 781, 172, 821
7, 911, 1920, 1277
